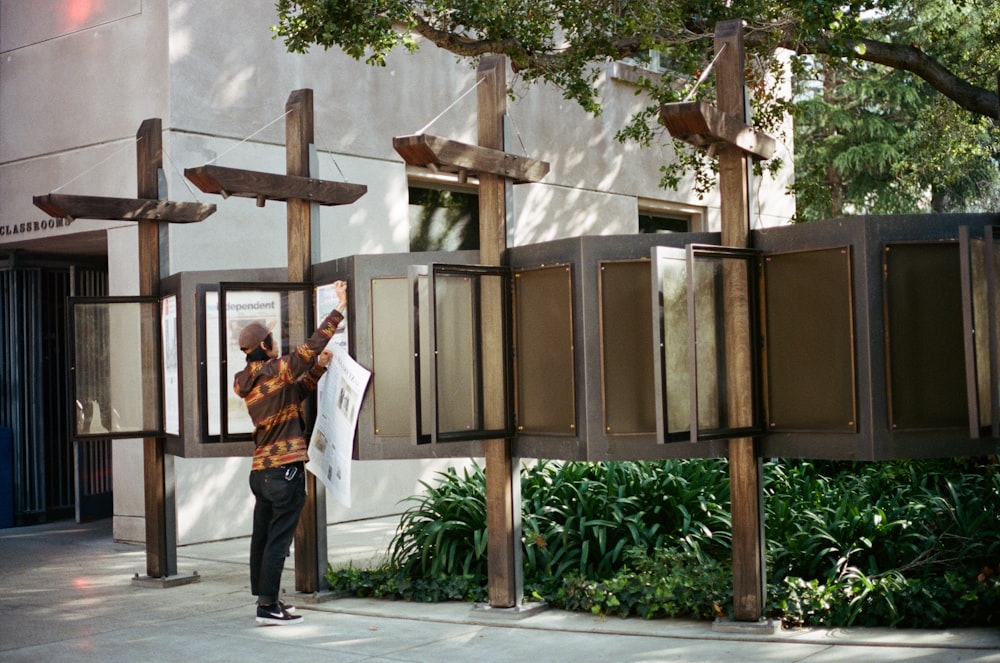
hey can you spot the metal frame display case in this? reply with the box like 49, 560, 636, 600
68, 296, 163, 440
651, 244, 763, 446
157, 268, 285, 458
312, 251, 485, 460
71, 215, 998, 465
508, 232, 728, 461
408, 263, 515, 449
754, 214, 1000, 460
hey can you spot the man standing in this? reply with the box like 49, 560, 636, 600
233, 281, 347, 625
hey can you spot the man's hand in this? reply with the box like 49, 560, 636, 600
317, 349, 333, 368
333, 280, 348, 312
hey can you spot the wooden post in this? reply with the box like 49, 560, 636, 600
478, 55, 522, 608
181, 88, 367, 592
35, 118, 208, 586
287, 89, 329, 594
715, 20, 766, 621
136, 118, 176, 579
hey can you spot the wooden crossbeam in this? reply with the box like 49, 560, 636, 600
660, 100, 776, 161
393, 134, 549, 184
184, 164, 367, 207
33, 193, 215, 223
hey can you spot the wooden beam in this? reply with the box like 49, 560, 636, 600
393, 134, 550, 184
660, 100, 776, 161
32, 193, 215, 223
284, 89, 328, 596
134, 118, 175, 580
184, 164, 366, 207
477, 56, 523, 610
714, 19, 767, 623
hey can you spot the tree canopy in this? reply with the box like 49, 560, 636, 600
272, 0, 1000, 218
272, 0, 998, 119
790, 0, 1000, 218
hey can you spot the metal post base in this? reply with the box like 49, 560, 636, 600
471, 601, 548, 621
130, 571, 201, 589
712, 617, 782, 635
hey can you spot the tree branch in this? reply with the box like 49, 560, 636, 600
410, 14, 522, 59
411, 10, 998, 122
850, 38, 998, 121
748, 29, 1000, 121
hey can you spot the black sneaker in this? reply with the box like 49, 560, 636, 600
256, 604, 303, 625
253, 598, 296, 613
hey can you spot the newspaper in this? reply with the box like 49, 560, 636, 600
306, 290, 370, 508
307, 340, 370, 507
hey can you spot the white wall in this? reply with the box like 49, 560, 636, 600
106, 225, 146, 542
172, 456, 476, 546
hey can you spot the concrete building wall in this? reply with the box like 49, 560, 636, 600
1, 0, 169, 251
1, 0, 796, 545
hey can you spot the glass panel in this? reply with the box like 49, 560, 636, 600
601, 261, 655, 435
690, 254, 724, 434
984, 226, 1000, 437
989, 228, 1000, 436
970, 238, 991, 432
204, 290, 221, 437
477, 272, 507, 433
408, 186, 479, 251
433, 272, 479, 436
219, 286, 310, 441
371, 277, 411, 437
687, 246, 759, 441
72, 299, 160, 437
431, 265, 511, 441
161, 295, 180, 436
653, 247, 692, 437
884, 243, 967, 430
514, 265, 575, 434
412, 269, 437, 440
763, 248, 856, 431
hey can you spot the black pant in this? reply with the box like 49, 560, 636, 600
248, 463, 306, 605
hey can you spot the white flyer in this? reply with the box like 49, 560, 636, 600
307, 338, 370, 508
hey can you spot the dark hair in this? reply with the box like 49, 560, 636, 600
246, 347, 269, 363
245, 333, 273, 363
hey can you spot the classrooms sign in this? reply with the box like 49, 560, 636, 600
0, 217, 74, 237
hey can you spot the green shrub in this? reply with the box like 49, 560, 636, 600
521, 460, 731, 590
327, 561, 487, 603
551, 547, 731, 620
388, 463, 489, 582
765, 458, 1000, 627
327, 457, 1000, 628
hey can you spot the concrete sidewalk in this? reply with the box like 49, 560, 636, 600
1, 518, 998, 662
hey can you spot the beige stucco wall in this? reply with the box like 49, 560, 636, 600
0, 0, 168, 251
1, 0, 796, 545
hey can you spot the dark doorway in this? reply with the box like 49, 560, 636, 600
0, 253, 109, 525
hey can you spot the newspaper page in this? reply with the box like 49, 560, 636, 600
307, 286, 370, 507
307, 342, 370, 507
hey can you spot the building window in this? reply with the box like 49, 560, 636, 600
610, 49, 675, 86
639, 213, 689, 234
623, 49, 669, 75
638, 199, 707, 233
408, 185, 479, 252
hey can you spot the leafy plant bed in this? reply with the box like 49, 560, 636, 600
326, 458, 1000, 628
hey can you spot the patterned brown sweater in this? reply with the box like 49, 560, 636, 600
233, 310, 343, 471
